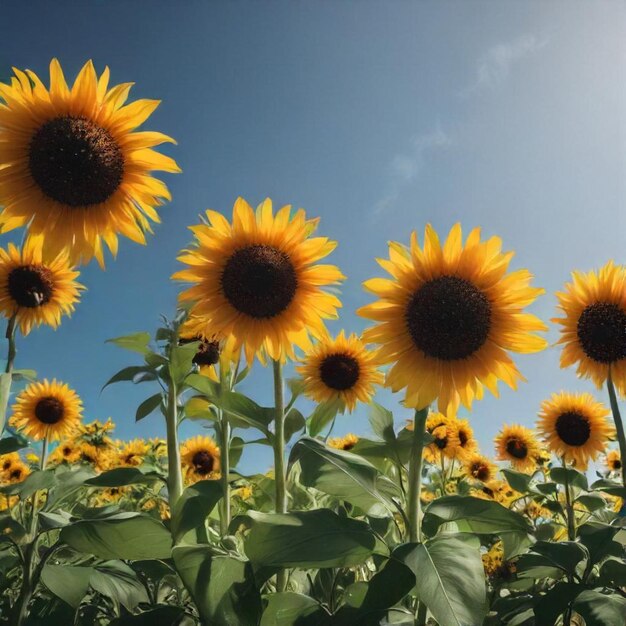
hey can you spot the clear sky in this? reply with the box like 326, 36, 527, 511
1, 1, 625, 473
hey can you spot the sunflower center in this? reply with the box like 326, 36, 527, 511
29, 115, 124, 207
406, 276, 491, 361
192, 450, 214, 475
459, 430, 469, 446
555, 411, 591, 446
221, 245, 297, 319
613, 460, 622, 470
506, 437, 528, 459
194, 340, 221, 367
319, 353, 360, 391
8, 265, 54, 308
34, 397, 64, 424
577, 302, 626, 363
471, 462, 490, 481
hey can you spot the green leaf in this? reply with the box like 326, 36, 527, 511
172, 545, 262, 626
41, 564, 92, 608
534, 582, 582, 626
284, 408, 306, 443
550, 467, 588, 491
85, 467, 158, 487
529, 541, 588, 575
109, 606, 185, 625
0, 372, 12, 435
0, 434, 28, 455
399, 535, 488, 626
169, 341, 199, 384
89, 561, 149, 612
598, 557, 626, 586
368, 402, 396, 443
572, 590, 626, 626
502, 469, 533, 494
106, 332, 152, 355
135, 392, 163, 422
261, 593, 327, 626
11, 368, 36, 381
229, 436, 245, 468
308, 398, 342, 437
215, 391, 274, 433
576, 493, 607, 512
578, 522, 624, 564
171, 480, 223, 542
102, 366, 152, 390
289, 437, 401, 517
185, 373, 221, 399
235, 509, 385, 569
0, 469, 56, 498
60, 513, 171, 560
422, 495, 533, 538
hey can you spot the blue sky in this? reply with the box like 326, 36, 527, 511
1, 1, 625, 473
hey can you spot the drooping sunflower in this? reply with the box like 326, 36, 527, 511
453, 418, 478, 459
464, 453, 498, 483
173, 197, 344, 363
328, 433, 359, 451
297, 332, 383, 412
180, 435, 220, 483
605, 450, 622, 473
117, 439, 150, 467
536, 392, 613, 469
0, 59, 180, 267
10, 379, 82, 441
494, 424, 540, 473
0, 239, 83, 335
554, 261, 626, 395
358, 224, 547, 414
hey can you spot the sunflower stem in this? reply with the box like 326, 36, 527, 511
407, 407, 429, 543
219, 406, 231, 535
607, 367, 626, 488
165, 379, 183, 511
5, 314, 17, 375
272, 359, 287, 592
562, 459, 576, 541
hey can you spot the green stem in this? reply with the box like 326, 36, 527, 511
607, 367, 626, 488
219, 407, 231, 535
563, 461, 576, 541
272, 359, 287, 591
165, 379, 183, 510
0, 315, 17, 437
5, 314, 17, 374
407, 408, 429, 543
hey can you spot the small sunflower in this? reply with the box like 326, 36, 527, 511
536, 392, 613, 469
494, 424, 540, 473
297, 332, 383, 412
77, 442, 111, 472
48, 439, 80, 465
117, 439, 150, 467
173, 197, 344, 363
10, 379, 82, 441
0, 240, 83, 335
0, 59, 180, 267
605, 450, 622, 473
4, 460, 30, 484
420, 413, 460, 463
464, 453, 498, 483
0, 452, 20, 475
554, 261, 626, 394
180, 435, 220, 483
453, 418, 478, 459
358, 224, 546, 414
328, 433, 359, 451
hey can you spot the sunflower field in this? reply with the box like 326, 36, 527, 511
0, 58, 624, 626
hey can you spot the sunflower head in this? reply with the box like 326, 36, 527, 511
117, 439, 150, 467
0, 59, 180, 267
358, 224, 546, 414
10, 379, 82, 441
494, 424, 540, 473
328, 433, 360, 451
181, 435, 220, 484
4, 460, 30, 484
422, 412, 460, 463
453, 418, 478, 459
173, 198, 344, 364
297, 332, 383, 412
0, 452, 20, 475
554, 262, 626, 393
605, 450, 622, 473
464, 453, 498, 483
536, 392, 613, 469
49, 439, 80, 465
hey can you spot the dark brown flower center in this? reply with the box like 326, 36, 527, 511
506, 437, 528, 459
221, 244, 297, 319
406, 276, 491, 361
459, 429, 469, 447
62, 446, 73, 457
194, 339, 221, 367
555, 411, 591, 446
470, 462, 490, 481
29, 115, 124, 207
34, 397, 64, 424
613, 459, 622, 470
577, 302, 626, 363
319, 353, 360, 391
8, 265, 54, 308
192, 450, 215, 475
10, 468, 23, 480
342, 440, 356, 451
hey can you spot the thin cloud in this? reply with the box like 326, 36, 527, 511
463, 33, 548, 96
373, 126, 452, 217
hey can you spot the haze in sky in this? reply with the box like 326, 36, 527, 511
1, 1, 625, 472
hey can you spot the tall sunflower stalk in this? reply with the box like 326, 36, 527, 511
407, 408, 428, 543
606, 368, 626, 488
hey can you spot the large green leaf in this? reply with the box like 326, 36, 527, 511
288, 437, 400, 517
172, 545, 262, 626
40, 564, 92, 608
169, 341, 199, 385
0, 434, 28, 455
308, 398, 343, 437
261, 592, 328, 626
89, 561, 149, 612
109, 606, 185, 625
106, 332, 152, 355
0, 469, 56, 498
400, 535, 488, 626
135, 392, 163, 422
85, 467, 159, 487
102, 366, 154, 390
235, 509, 385, 569
368, 402, 396, 443
573, 590, 626, 626
422, 495, 532, 538
60, 513, 171, 560
171, 479, 223, 542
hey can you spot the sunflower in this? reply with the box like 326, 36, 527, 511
0, 239, 83, 335
117, 439, 150, 467
494, 424, 540, 473
180, 435, 220, 483
173, 197, 344, 363
536, 392, 613, 469
464, 453, 498, 483
0, 452, 20, 475
0, 59, 180, 267
4, 460, 30, 484
328, 433, 359, 451
554, 261, 626, 394
358, 224, 546, 414
453, 418, 478, 459
605, 450, 622, 473
297, 332, 383, 412
77, 442, 111, 472
10, 379, 82, 441
48, 439, 80, 465
421, 412, 460, 463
